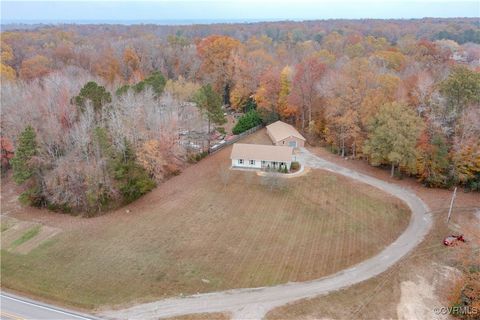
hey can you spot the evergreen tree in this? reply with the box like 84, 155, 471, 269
11, 126, 38, 184
113, 141, 156, 204
193, 84, 226, 146
116, 72, 167, 97
11, 126, 45, 206
74, 81, 112, 113
232, 110, 262, 134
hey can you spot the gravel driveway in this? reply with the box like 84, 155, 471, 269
102, 148, 432, 320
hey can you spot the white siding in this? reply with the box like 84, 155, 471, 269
232, 158, 262, 169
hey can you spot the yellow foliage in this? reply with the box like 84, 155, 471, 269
0, 63, 16, 81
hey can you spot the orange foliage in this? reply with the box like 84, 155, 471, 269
19, 55, 51, 80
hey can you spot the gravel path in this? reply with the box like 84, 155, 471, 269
101, 148, 432, 320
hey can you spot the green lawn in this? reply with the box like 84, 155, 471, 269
11, 225, 41, 248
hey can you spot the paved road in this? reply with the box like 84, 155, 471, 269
0, 293, 99, 320
102, 148, 433, 320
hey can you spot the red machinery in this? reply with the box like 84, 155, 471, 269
443, 235, 466, 246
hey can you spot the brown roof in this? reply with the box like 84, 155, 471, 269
230, 143, 293, 162
266, 121, 306, 142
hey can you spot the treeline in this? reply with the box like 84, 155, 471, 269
1, 69, 208, 214
1, 19, 479, 215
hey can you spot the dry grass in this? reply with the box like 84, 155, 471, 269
1, 130, 410, 310
165, 312, 230, 320
265, 207, 480, 320
263, 143, 480, 320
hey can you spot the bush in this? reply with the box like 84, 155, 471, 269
113, 143, 156, 204
187, 151, 208, 163
290, 161, 300, 171
232, 110, 262, 135
216, 127, 226, 135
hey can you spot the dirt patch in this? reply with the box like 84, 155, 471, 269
164, 312, 231, 320
397, 275, 447, 320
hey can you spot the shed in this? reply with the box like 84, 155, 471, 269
266, 121, 306, 148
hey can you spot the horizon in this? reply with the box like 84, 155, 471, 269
2, 0, 479, 25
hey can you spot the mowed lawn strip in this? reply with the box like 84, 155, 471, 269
1, 131, 411, 309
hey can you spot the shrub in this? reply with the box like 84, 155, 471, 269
113, 144, 156, 204
232, 110, 262, 135
290, 161, 300, 171
216, 127, 226, 135
164, 163, 181, 177
187, 151, 208, 163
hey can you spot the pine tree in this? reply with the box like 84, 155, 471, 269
193, 84, 226, 147
11, 126, 38, 184
74, 81, 112, 114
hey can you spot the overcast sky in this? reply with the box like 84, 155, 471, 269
2, 0, 479, 23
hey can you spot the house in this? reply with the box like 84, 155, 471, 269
230, 143, 293, 170
266, 121, 306, 148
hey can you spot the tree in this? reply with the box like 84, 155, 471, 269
197, 35, 242, 105
232, 110, 262, 135
0, 42, 16, 81
74, 81, 112, 114
255, 67, 281, 123
94, 49, 121, 84
440, 66, 480, 116
116, 72, 167, 98
261, 171, 287, 191
289, 56, 327, 129
113, 142, 156, 204
193, 84, 226, 147
11, 126, 38, 184
416, 132, 450, 187
452, 144, 480, 191
123, 47, 141, 80
1, 137, 15, 174
19, 55, 51, 80
164, 77, 200, 101
11, 126, 45, 206
364, 102, 424, 177
278, 66, 297, 121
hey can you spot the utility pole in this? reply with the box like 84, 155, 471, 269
447, 187, 457, 223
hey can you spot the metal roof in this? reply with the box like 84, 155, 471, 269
266, 121, 306, 142
230, 143, 293, 162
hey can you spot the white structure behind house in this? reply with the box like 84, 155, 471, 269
230, 143, 293, 170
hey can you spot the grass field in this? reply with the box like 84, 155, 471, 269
1, 131, 410, 310
265, 207, 480, 320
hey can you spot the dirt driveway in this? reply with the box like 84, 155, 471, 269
101, 148, 432, 320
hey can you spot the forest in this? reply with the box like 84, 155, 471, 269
1, 18, 479, 214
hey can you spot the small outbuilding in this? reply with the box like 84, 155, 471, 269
266, 121, 306, 148
230, 143, 293, 170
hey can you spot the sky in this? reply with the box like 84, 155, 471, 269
1, 0, 479, 23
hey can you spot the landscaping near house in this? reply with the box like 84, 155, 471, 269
1, 130, 410, 311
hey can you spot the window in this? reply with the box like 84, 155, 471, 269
239, 159, 244, 164
261, 161, 266, 166
250, 160, 255, 165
